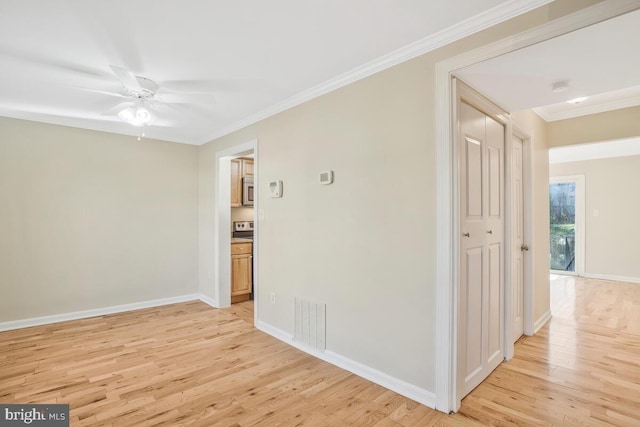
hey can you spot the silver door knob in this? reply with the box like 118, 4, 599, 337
521, 244, 529, 251
463, 233, 470, 237
486, 230, 493, 234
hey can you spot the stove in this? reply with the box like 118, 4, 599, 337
232, 221, 254, 239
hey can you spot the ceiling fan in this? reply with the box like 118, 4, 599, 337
104, 65, 216, 127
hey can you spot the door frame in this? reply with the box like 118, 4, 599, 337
214, 139, 259, 321
549, 175, 585, 277
433, 1, 639, 413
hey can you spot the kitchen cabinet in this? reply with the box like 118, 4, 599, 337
231, 241, 252, 303
230, 158, 254, 207
230, 159, 242, 208
242, 158, 254, 176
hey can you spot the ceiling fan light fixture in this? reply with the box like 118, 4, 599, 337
118, 106, 152, 127
135, 107, 151, 124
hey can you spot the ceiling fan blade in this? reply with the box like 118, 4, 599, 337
156, 92, 216, 104
161, 78, 265, 93
151, 102, 216, 121
1, 47, 112, 81
67, 86, 128, 98
110, 65, 142, 93
101, 101, 134, 116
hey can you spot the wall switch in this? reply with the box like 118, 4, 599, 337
319, 170, 334, 185
270, 292, 276, 304
593, 209, 600, 217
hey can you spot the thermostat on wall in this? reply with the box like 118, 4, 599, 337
269, 180, 283, 198
319, 170, 334, 185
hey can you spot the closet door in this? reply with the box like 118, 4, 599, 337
458, 99, 505, 399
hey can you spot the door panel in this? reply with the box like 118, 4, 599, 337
487, 243, 502, 364
464, 247, 483, 379
488, 145, 501, 218
466, 137, 483, 219
458, 97, 505, 399
512, 137, 524, 342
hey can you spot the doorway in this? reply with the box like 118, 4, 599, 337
434, 3, 635, 413
455, 80, 508, 401
549, 175, 584, 276
214, 139, 258, 323
454, 79, 533, 401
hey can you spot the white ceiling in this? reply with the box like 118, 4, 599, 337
0, 0, 539, 145
454, 8, 640, 118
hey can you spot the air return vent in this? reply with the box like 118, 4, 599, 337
294, 298, 326, 351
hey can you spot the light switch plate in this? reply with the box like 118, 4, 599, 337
319, 170, 334, 185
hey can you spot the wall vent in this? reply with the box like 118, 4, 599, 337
294, 298, 326, 351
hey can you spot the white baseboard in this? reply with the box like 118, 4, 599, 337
255, 320, 436, 409
0, 294, 200, 332
582, 273, 640, 284
533, 310, 552, 334
198, 294, 219, 308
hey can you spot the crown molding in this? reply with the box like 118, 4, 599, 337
197, 0, 555, 145
534, 94, 640, 122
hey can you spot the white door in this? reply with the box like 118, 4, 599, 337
458, 99, 505, 399
511, 136, 525, 342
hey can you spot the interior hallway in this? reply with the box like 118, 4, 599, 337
452, 275, 640, 425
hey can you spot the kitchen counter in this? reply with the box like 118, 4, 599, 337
231, 238, 253, 243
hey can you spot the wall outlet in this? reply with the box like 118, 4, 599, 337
270, 292, 276, 304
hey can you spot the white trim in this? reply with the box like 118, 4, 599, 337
534, 93, 640, 122
0, 294, 200, 332
255, 320, 436, 409
435, 72, 456, 412
253, 145, 260, 326
435, 0, 640, 414
550, 269, 576, 276
533, 310, 552, 334
198, 294, 219, 308
196, 0, 555, 145
582, 272, 640, 284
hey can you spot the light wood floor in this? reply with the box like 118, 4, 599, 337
1, 276, 639, 426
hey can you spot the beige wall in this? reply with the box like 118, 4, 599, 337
0, 117, 199, 322
198, 2, 591, 393
512, 110, 551, 323
550, 155, 640, 280
547, 106, 640, 148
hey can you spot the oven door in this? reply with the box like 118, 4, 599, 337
242, 177, 254, 206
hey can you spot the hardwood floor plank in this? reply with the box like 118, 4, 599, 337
1, 277, 639, 425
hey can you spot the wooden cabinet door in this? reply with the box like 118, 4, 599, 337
230, 159, 241, 207
231, 254, 252, 296
242, 159, 254, 177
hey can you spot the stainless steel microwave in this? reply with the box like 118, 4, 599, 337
242, 176, 254, 206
